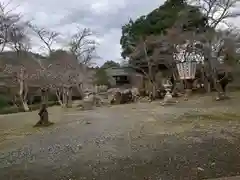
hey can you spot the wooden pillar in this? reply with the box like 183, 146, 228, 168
184, 79, 193, 100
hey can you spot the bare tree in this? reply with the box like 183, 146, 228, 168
188, 0, 240, 96
69, 27, 98, 65
8, 22, 31, 55
0, 2, 9, 52
202, 28, 240, 94
223, 27, 240, 65
31, 64, 54, 105
43, 51, 92, 107
28, 23, 59, 54
22, 64, 56, 127
128, 35, 171, 99
49, 62, 75, 107
0, 1, 22, 52
128, 25, 207, 98
0, 6, 37, 111
2, 59, 41, 111
203, 28, 240, 96
162, 1, 240, 98
127, 1, 240, 100
190, 0, 240, 29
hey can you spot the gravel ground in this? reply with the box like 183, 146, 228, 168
1, 93, 240, 180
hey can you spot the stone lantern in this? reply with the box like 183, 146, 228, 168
176, 60, 197, 80
161, 78, 177, 105
174, 40, 201, 100
176, 60, 197, 100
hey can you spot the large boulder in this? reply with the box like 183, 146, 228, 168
107, 88, 119, 103
131, 87, 140, 102
81, 93, 95, 110
78, 92, 103, 110
120, 89, 133, 104
107, 88, 134, 105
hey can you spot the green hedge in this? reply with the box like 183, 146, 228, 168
0, 95, 10, 109
0, 101, 58, 115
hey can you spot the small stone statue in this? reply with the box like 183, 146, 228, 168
34, 104, 53, 127
216, 71, 232, 101
161, 79, 177, 105
161, 90, 177, 105
164, 91, 173, 101
149, 92, 154, 102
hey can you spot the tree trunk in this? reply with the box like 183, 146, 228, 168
62, 87, 67, 107
215, 71, 230, 100
205, 43, 221, 95
12, 95, 18, 107
56, 89, 64, 106
142, 39, 156, 100
204, 77, 211, 92
77, 83, 84, 99
21, 99, 29, 111
151, 82, 157, 99
184, 79, 193, 100
19, 79, 29, 111
41, 88, 48, 105
67, 87, 73, 108
172, 80, 184, 96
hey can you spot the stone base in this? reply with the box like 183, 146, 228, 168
34, 121, 54, 127
184, 89, 192, 101
161, 100, 177, 106
215, 93, 230, 101
161, 91, 177, 106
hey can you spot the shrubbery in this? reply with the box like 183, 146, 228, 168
0, 93, 59, 114
0, 95, 10, 109
0, 101, 57, 114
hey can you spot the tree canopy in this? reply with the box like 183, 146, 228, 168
101, 60, 120, 69
120, 0, 208, 60
94, 68, 109, 86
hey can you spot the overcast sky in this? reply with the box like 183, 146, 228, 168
3, 0, 240, 66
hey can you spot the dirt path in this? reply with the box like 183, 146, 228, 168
1, 93, 240, 179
